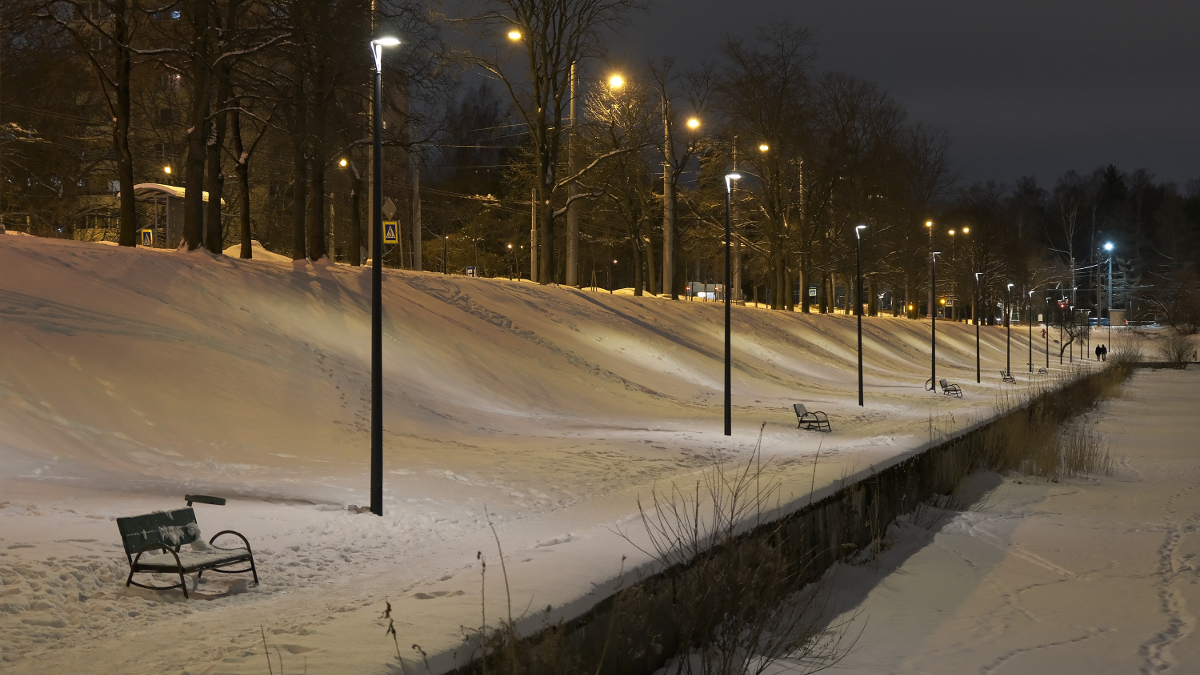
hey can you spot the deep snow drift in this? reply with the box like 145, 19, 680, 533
0, 234, 1112, 673
805, 368, 1200, 675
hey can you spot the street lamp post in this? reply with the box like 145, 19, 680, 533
974, 272, 982, 383
724, 172, 741, 436
1028, 290, 1034, 372
1104, 242, 1114, 347
856, 224, 866, 406
368, 36, 400, 517
925, 221, 938, 390
1006, 283, 1013, 375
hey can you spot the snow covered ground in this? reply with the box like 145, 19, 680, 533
0, 234, 1132, 674
804, 367, 1200, 675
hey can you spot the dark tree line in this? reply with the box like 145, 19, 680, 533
3, 2, 1198, 324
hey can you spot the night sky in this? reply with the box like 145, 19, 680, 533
622, 0, 1199, 187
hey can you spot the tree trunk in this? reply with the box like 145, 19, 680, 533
182, 0, 212, 251
112, 0, 137, 247
348, 163, 362, 266
644, 232, 657, 295
230, 111, 252, 259
291, 135, 307, 260
307, 157, 326, 260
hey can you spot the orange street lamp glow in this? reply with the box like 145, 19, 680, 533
758, 143, 769, 152
686, 117, 700, 129
507, 30, 521, 41
925, 220, 932, 227
949, 229, 956, 235
608, 74, 624, 89
963, 226, 970, 233
163, 166, 171, 174
339, 158, 348, 167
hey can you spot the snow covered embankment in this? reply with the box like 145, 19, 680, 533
1, 235, 1072, 673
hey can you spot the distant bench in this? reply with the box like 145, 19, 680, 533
939, 378, 962, 398
794, 403, 831, 432
1000, 370, 1017, 384
117, 507, 259, 599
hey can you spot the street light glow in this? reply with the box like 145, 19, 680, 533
758, 143, 769, 152
372, 37, 401, 46
724, 172, 741, 193
163, 166, 171, 174
925, 220, 932, 227
962, 227, 970, 233
1104, 242, 1114, 251
856, 224, 866, 239
949, 229, 955, 236
686, 117, 700, 129
608, 74, 624, 89
339, 158, 347, 167
507, 30, 521, 41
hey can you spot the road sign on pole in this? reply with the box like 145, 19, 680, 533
383, 221, 399, 244
382, 197, 397, 220
140, 229, 154, 247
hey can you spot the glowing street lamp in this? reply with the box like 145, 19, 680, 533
163, 165, 172, 175
507, 29, 521, 41
368, 35, 400, 517
758, 143, 769, 153
608, 74, 624, 89
724, 172, 741, 436
339, 158, 348, 167
686, 117, 700, 129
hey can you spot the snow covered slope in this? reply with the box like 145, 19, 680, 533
0, 235, 1091, 673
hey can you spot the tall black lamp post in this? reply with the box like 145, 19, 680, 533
723, 172, 740, 436
855, 224, 866, 406
926, 221, 936, 388
1104, 242, 1114, 347
1028, 290, 1034, 372
369, 36, 400, 517
1006, 283, 1013, 375
974, 272, 982, 383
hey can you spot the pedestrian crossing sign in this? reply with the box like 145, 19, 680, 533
140, 229, 154, 247
383, 221, 399, 244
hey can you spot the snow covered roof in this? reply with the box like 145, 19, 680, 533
122, 183, 225, 205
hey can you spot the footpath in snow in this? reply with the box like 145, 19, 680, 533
805, 367, 1200, 675
0, 235, 1130, 674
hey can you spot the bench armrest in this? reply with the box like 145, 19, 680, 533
209, 530, 254, 554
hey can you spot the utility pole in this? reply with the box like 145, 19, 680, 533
565, 62, 578, 287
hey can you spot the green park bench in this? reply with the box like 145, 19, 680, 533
794, 403, 832, 432
939, 378, 963, 398
116, 506, 259, 599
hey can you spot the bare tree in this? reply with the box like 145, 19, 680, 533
450, 0, 650, 284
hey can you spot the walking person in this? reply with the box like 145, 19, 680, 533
1100, 344, 1108, 361
1095, 344, 1102, 360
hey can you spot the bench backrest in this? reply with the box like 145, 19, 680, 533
116, 508, 200, 556
793, 403, 807, 417
939, 378, 948, 389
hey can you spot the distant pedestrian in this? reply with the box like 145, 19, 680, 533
1095, 344, 1102, 360
1100, 344, 1108, 361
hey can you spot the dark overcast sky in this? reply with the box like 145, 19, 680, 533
620, 0, 1199, 188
